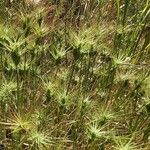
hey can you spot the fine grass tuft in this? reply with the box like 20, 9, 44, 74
0, 0, 149, 149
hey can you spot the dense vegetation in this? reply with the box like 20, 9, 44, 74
0, 0, 149, 149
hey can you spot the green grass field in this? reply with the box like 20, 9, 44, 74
0, 0, 149, 149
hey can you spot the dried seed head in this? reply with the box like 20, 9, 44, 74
25, 0, 41, 5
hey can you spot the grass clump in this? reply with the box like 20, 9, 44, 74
0, 0, 149, 149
